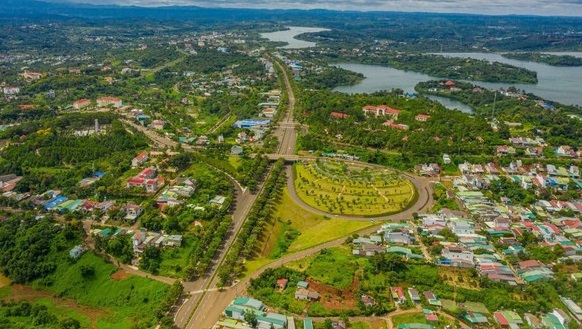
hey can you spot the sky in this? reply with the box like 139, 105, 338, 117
45, 0, 582, 16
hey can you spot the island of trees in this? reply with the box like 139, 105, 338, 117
502, 52, 582, 66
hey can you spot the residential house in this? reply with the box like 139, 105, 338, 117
73, 99, 91, 110
523, 313, 542, 329
126, 167, 159, 193
442, 154, 451, 165
569, 165, 580, 178
556, 145, 575, 158
231, 145, 243, 155
560, 297, 582, 322
261, 107, 277, 118
424, 291, 441, 307
3, 86, 20, 95
391, 287, 406, 303
165, 235, 182, 247
210, 195, 226, 207
385, 231, 414, 245
151, 120, 165, 130
497, 145, 516, 156
361, 294, 376, 307
123, 202, 143, 222
330, 111, 349, 119
408, 288, 421, 303
465, 312, 489, 325
295, 288, 319, 301
552, 308, 570, 325
22, 71, 42, 80
303, 318, 314, 329
131, 151, 149, 167
415, 114, 431, 122
97, 96, 122, 108
276, 278, 288, 290
332, 321, 346, 329
442, 245, 474, 265
69, 245, 84, 259
362, 105, 400, 119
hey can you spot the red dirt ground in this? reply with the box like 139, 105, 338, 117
307, 276, 359, 310
110, 269, 131, 281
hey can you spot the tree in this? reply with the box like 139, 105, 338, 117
244, 310, 258, 328
79, 265, 95, 278
59, 318, 81, 329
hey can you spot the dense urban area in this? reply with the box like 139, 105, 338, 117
0, 1, 581, 329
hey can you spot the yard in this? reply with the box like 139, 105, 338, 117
294, 160, 416, 216
158, 234, 199, 278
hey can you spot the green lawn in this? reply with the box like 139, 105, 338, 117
306, 246, 362, 289
294, 161, 416, 216
158, 235, 199, 278
32, 252, 170, 328
288, 218, 376, 252
269, 188, 376, 253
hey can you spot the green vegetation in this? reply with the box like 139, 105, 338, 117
33, 252, 170, 328
297, 89, 496, 169
305, 247, 360, 289
303, 51, 538, 83
416, 80, 582, 146
301, 65, 365, 90
502, 52, 582, 66
0, 299, 85, 329
429, 183, 459, 212
0, 215, 173, 328
218, 159, 287, 285
294, 160, 415, 216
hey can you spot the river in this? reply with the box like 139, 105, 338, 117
260, 26, 330, 49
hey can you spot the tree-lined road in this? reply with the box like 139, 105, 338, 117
121, 55, 434, 329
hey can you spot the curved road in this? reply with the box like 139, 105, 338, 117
121, 56, 435, 329
181, 58, 435, 329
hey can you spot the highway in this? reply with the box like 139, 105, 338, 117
121, 56, 434, 329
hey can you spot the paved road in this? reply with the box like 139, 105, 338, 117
284, 165, 434, 221
121, 58, 435, 328
271, 58, 299, 156
173, 172, 260, 328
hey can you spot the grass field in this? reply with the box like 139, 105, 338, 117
0, 286, 96, 328
257, 188, 376, 257
306, 246, 363, 289
294, 160, 415, 216
158, 235, 199, 278
28, 252, 170, 328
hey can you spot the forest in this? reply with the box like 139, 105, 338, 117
296, 89, 498, 167
502, 52, 582, 66
0, 215, 81, 284
416, 80, 582, 147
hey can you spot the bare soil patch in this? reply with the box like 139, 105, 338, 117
307, 277, 359, 310
110, 269, 131, 281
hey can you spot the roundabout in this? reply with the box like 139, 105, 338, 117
293, 159, 418, 217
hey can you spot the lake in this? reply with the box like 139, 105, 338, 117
332, 63, 475, 113
439, 52, 582, 106
260, 26, 330, 49
333, 53, 582, 107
